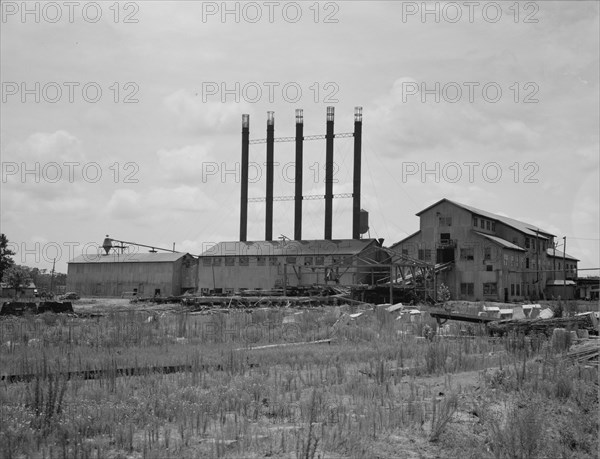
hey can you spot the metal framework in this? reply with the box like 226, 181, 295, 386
248, 193, 353, 203
249, 132, 354, 144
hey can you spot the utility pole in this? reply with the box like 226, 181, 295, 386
562, 236, 567, 289
50, 258, 56, 297
535, 229, 540, 298
433, 213, 438, 303
553, 240, 556, 279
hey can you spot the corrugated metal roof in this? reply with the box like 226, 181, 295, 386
546, 248, 579, 261
68, 252, 189, 264
389, 230, 421, 248
200, 239, 377, 257
417, 198, 554, 239
473, 231, 526, 251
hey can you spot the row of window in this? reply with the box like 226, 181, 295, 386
461, 282, 545, 297
473, 217, 496, 232
460, 282, 498, 296
524, 237, 548, 252
202, 256, 328, 267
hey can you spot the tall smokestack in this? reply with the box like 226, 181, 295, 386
239, 114, 250, 241
324, 106, 334, 240
294, 109, 304, 241
352, 107, 362, 239
265, 111, 274, 241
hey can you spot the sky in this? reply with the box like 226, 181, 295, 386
1, 0, 598, 275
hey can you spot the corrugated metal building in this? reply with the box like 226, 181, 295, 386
390, 198, 579, 302
198, 239, 386, 293
67, 252, 198, 297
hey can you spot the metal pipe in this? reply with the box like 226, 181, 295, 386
352, 106, 362, 239
294, 109, 304, 240
324, 106, 334, 240
240, 114, 250, 241
265, 112, 275, 241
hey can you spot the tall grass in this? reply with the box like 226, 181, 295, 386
1, 306, 597, 458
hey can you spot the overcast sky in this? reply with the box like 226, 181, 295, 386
1, 1, 598, 274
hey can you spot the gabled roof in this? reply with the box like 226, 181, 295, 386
200, 239, 378, 257
389, 230, 421, 249
416, 198, 555, 239
473, 231, 526, 251
68, 252, 190, 264
546, 248, 579, 261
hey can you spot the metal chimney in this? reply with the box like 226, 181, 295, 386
294, 109, 304, 241
352, 107, 362, 239
265, 111, 275, 241
239, 114, 250, 241
324, 106, 335, 240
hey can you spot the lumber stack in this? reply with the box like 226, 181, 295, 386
487, 314, 598, 337
565, 339, 599, 365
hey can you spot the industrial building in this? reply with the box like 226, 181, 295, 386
197, 238, 387, 293
65, 108, 585, 302
67, 252, 197, 297
390, 198, 579, 302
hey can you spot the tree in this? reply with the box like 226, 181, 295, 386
0, 233, 15, 282
2, 265, 32, 298
437, 283, 451, 303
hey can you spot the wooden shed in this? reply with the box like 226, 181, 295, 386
67, 252, 197, 297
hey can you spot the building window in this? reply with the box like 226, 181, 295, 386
213, 257, 221, 266
418, 249, 431, 261
203, 258, 212, 267
511, 284, 515, 295
483, 282, 498, 296
239, 256, 249, 266
480, 220, 485, 229
516, 284, 521, 296
269, 256, 278, 266
491, 222, 496, 231
225, 257, 235, 266
473, 217, 478, 227
484, 247, 491, 260
285, 256, 297, 264
503, 254, 508, 266
439, 216, 452, 226
402, 249, 408, 256
525, 258, 529, 269
486, 265, 493, 272
460, 283, 474, 296
257, 256, 266, 266
440, 233, 451, 243
316, 256, 325, 265
304, 257, 313, 266
460, 247, 474, 261
486, 221, 490, 230
525, 238, 530, 249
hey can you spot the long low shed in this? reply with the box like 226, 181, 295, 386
67, 252, 197, 297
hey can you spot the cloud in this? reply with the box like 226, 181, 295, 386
106, 185, 218, 222
164, 89, 251, 134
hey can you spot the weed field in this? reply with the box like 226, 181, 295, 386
0, 301, 598, 458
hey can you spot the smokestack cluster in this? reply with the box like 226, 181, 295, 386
239, 107, 363, 242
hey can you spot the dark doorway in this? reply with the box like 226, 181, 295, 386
436, 248, 455, 263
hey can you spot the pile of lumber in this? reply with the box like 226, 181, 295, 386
565, 339, 599, 365
487, 314, 598, 336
